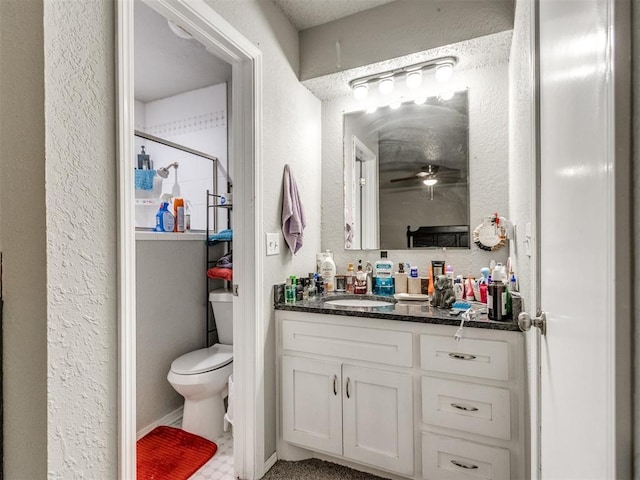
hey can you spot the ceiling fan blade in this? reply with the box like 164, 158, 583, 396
389, 175, 423, 183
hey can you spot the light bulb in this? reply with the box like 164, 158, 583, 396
365, 104, 378, 114
423, 178, 438, 187
414, 96, 427, 105
353, 83, 368, 100
435, 63, 454, 83
389, 99, 402, 110
378, 77, 394, 95
439, 90, 455, 101
405, 70, 422, 89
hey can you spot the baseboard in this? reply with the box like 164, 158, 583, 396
136, 407, 184, 440
263, 451, 278, 475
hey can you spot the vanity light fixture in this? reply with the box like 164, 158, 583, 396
414, 96, 427, 105
378, 77, 395, 95
389, 99, 402, 110
349, 56, 457, 101
439, 90, 455, 101
365, 104, 378, 114
353, 83, 368, 100
435, 62, 454, 83
405, 70, 422, 89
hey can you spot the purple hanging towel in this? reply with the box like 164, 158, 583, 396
281, 164, 306, 254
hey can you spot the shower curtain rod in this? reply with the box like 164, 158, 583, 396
134, 130, 218, 162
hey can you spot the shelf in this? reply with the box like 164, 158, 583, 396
136, 230, 207, 241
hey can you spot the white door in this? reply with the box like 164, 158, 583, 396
281, 356, 342, 455
342, 364, 414, 476
538, 1, 631, 478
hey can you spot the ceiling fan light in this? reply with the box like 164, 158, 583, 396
379, 77, 394, 95
406, 70, 422, 89
353, 83, 368, 100
435, 63, 454, 83
423, 178, 438, 187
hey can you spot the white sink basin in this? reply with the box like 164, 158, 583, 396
324, 298, 395, 308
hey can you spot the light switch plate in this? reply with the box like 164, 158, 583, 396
266, 232, 280, 256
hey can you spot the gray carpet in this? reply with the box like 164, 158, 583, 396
262, 459, 389, 479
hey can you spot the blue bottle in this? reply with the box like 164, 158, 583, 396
155, 202, 175, 232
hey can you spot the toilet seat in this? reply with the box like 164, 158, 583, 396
171, 344, 233, 375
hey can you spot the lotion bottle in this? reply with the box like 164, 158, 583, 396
320, 250, 336, 292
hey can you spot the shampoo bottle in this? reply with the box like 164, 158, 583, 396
346, 262, 355, 293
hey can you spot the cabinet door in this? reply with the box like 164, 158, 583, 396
281, 355, 342, 455
342, 364, 414, 476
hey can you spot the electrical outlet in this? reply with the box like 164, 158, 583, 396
266, 232, 280, 256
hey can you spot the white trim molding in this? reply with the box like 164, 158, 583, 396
117, 1, 264, 478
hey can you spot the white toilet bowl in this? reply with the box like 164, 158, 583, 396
167, 343, 233, 441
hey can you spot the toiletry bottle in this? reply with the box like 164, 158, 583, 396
509, 271, 517, 292
346, 262, 355, 293
408, 265, 421, 294
285, 277, 296, 304
174, 197, 185, 232
365, 262, 373, 294
445, 264, 454, 280
428, 265, 434, 295
307, 273, 316, 298
185, 200, 192, 232
155, 202, 175, 232
354, 261, 367, 294
394, 263, 408, 294
320, 251, 336, 292
373, 259, 394, 296
316, 275, 324, 296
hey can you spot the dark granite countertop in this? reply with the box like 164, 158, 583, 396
274, 291, 522, 332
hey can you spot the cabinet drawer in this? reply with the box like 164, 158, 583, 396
422, 377, 511, 440
420, 334, 509, 381
282, 320, 413, 367
422, 432, 510, 480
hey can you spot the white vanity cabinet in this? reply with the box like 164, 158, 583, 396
276, 310, 527, 480
280, 318, 415, 476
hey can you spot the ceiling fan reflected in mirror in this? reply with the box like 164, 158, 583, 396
388, 164, 461, 200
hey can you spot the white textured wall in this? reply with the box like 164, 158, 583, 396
136, 240, 210, 431
299, 0, 513, 80
44, 0, 118, 477
0, 1, 48, 477
322, 58, 510, 276
205, 0, 322, 460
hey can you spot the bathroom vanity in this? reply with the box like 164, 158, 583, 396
275, 297, 527, 480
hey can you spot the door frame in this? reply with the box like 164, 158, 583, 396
116, 1, 265, 478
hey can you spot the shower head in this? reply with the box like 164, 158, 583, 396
157, 162, 179, 178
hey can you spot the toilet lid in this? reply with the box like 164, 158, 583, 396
171, 344, 233, 375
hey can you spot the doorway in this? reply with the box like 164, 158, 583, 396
116, 1, 264, 478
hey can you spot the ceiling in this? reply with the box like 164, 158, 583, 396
272, 0, 396, 30
134, 1, 231, 103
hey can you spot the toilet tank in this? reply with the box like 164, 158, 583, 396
209, 289, 233, 345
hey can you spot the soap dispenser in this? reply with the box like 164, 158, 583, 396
394, 263, 408, 294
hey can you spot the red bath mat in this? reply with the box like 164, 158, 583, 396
137, 426, 217, 480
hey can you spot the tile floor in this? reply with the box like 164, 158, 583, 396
189, 431, 235, 480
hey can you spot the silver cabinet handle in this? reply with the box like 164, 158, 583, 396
450, 459, 478, 470
333, 375, 338, 396
346, 377, 351, 399
448, 352, 476, 361
451, 403, 479, 412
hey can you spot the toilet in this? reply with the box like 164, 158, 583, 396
167, 289, 233, 441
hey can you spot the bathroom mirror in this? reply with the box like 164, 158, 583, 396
344, 91, 470, 250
